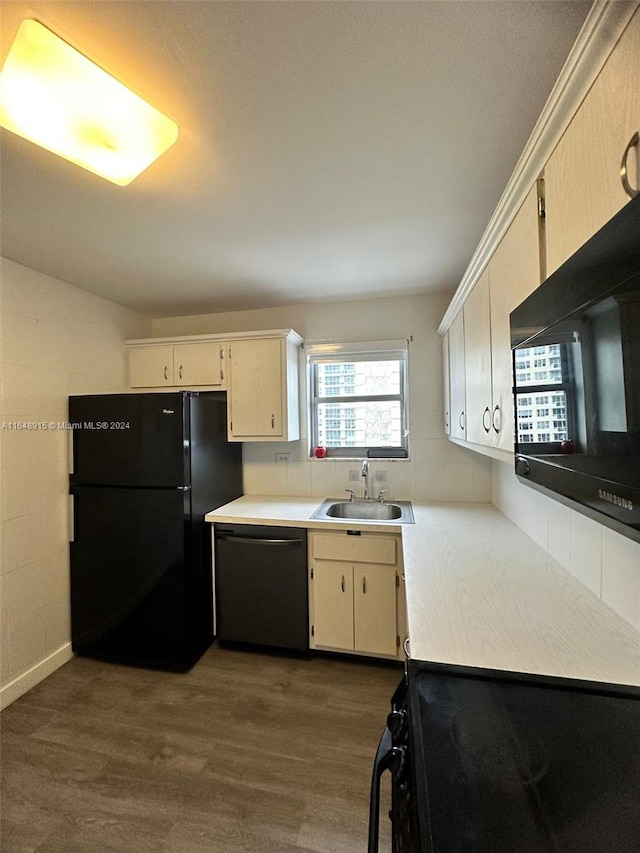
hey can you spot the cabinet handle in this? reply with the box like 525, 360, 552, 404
271, 413, 275, 429
362, 576, 367, 594
220, 369, 224, 381
178, 364, 183, 380
458, 411, 465, 430
163, 365, 168, 381
482, 406, 491, 433
403, 636, 411, 659
444, 411, 449, 429
341, 575, 345, 592
492, 404, 501, 434
620, 131, 639, 199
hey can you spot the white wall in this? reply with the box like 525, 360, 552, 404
0, 258, 151, 707
153, 293, 492, 503
492, 459, 640, 632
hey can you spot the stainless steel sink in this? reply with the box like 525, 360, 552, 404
311, 498, 414, 523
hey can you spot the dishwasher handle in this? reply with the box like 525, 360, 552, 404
216, 534, 304, 546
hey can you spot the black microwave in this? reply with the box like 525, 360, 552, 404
510, 194, 640, 544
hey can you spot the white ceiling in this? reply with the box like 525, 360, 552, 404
0, 1, 591, 318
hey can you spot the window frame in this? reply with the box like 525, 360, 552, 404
307, 340, 409, 459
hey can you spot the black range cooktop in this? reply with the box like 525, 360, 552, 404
407, 662, 640, 852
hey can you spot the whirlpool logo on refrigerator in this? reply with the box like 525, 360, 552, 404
598, 490, 634, 511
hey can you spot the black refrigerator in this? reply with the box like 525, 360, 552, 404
69, 392, 243, 671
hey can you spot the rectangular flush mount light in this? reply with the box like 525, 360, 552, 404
0, 19, 178, 186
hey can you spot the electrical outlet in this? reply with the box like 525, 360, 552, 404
275, 452, 291, 464
374, 470, 388, 483
348, 469, 359, 482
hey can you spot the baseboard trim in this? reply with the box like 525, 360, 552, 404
0, 643, 73, 710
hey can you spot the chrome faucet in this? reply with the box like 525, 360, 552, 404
361, 459, 371, 500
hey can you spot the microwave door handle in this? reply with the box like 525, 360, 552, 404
368, 726, 394, 853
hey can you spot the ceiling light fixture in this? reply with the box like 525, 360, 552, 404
0, 19, 179, 186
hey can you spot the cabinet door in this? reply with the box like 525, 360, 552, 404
545, 9, 640, 274
488, 185, 542, 451
353, 565, 397, 656
312, 562, 354, 650
228, 339, 284, 438
448, 311, 466, 439
463, 270, 492, 446
128, 346, 174, 388
173, 342, 224, 387
443, 333, 451, 436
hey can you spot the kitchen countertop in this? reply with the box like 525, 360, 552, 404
205, 496, 640, 687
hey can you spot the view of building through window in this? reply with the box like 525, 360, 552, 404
515, 344, 568, 443
315, 359, 403, 448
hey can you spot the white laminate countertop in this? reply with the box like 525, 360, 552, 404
205, 496, 640, 687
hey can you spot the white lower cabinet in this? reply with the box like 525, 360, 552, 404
309, 530, 404, 660
313, 561, 355, 650
353, 564, 398, 656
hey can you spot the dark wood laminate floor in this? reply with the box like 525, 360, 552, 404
0, 647, 400, 852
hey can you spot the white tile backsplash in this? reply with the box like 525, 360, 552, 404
472, 459, 491, 502
387, 461, 417, 502
492, 459, 640, 632
570, 513, 603, 596
310, 460, 337, 498
547, 502, 572, 572
286, 462, 312, 496
601, 529, 640, 629
415, 461, 445, 501
444, 463, 476, 502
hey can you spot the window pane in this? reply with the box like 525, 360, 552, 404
514, 344, 563, 387
516, 390, 568, 441
317, 401, 403, 447
317, 360, 400, 397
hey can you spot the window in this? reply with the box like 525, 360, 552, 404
307, 340, 409, 458
514, 343, 572, 445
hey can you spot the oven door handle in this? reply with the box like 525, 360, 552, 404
368, 725, 400, 853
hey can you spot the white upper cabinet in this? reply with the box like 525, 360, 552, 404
173, 342, 225, 387
463, 269, 493, 446
128, 345, 175, 388
458, 185, 542, 454
126, 329, 302, 442
544, 8, 640, 275
442, 334, 451, 436
448, 311, 466, 440
128, 341, 225, 388
227, 332, 302, 442
488, 185, 542, 452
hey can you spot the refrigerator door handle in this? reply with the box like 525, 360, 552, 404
69, 495, 75, 542
177, 486, 192, 491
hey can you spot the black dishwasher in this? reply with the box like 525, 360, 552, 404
214, 524, 309, 651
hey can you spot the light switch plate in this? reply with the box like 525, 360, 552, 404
348, 469, 359, 482
374, 470, 388, 483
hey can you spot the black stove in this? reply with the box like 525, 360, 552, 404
369, 661, 640, 852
